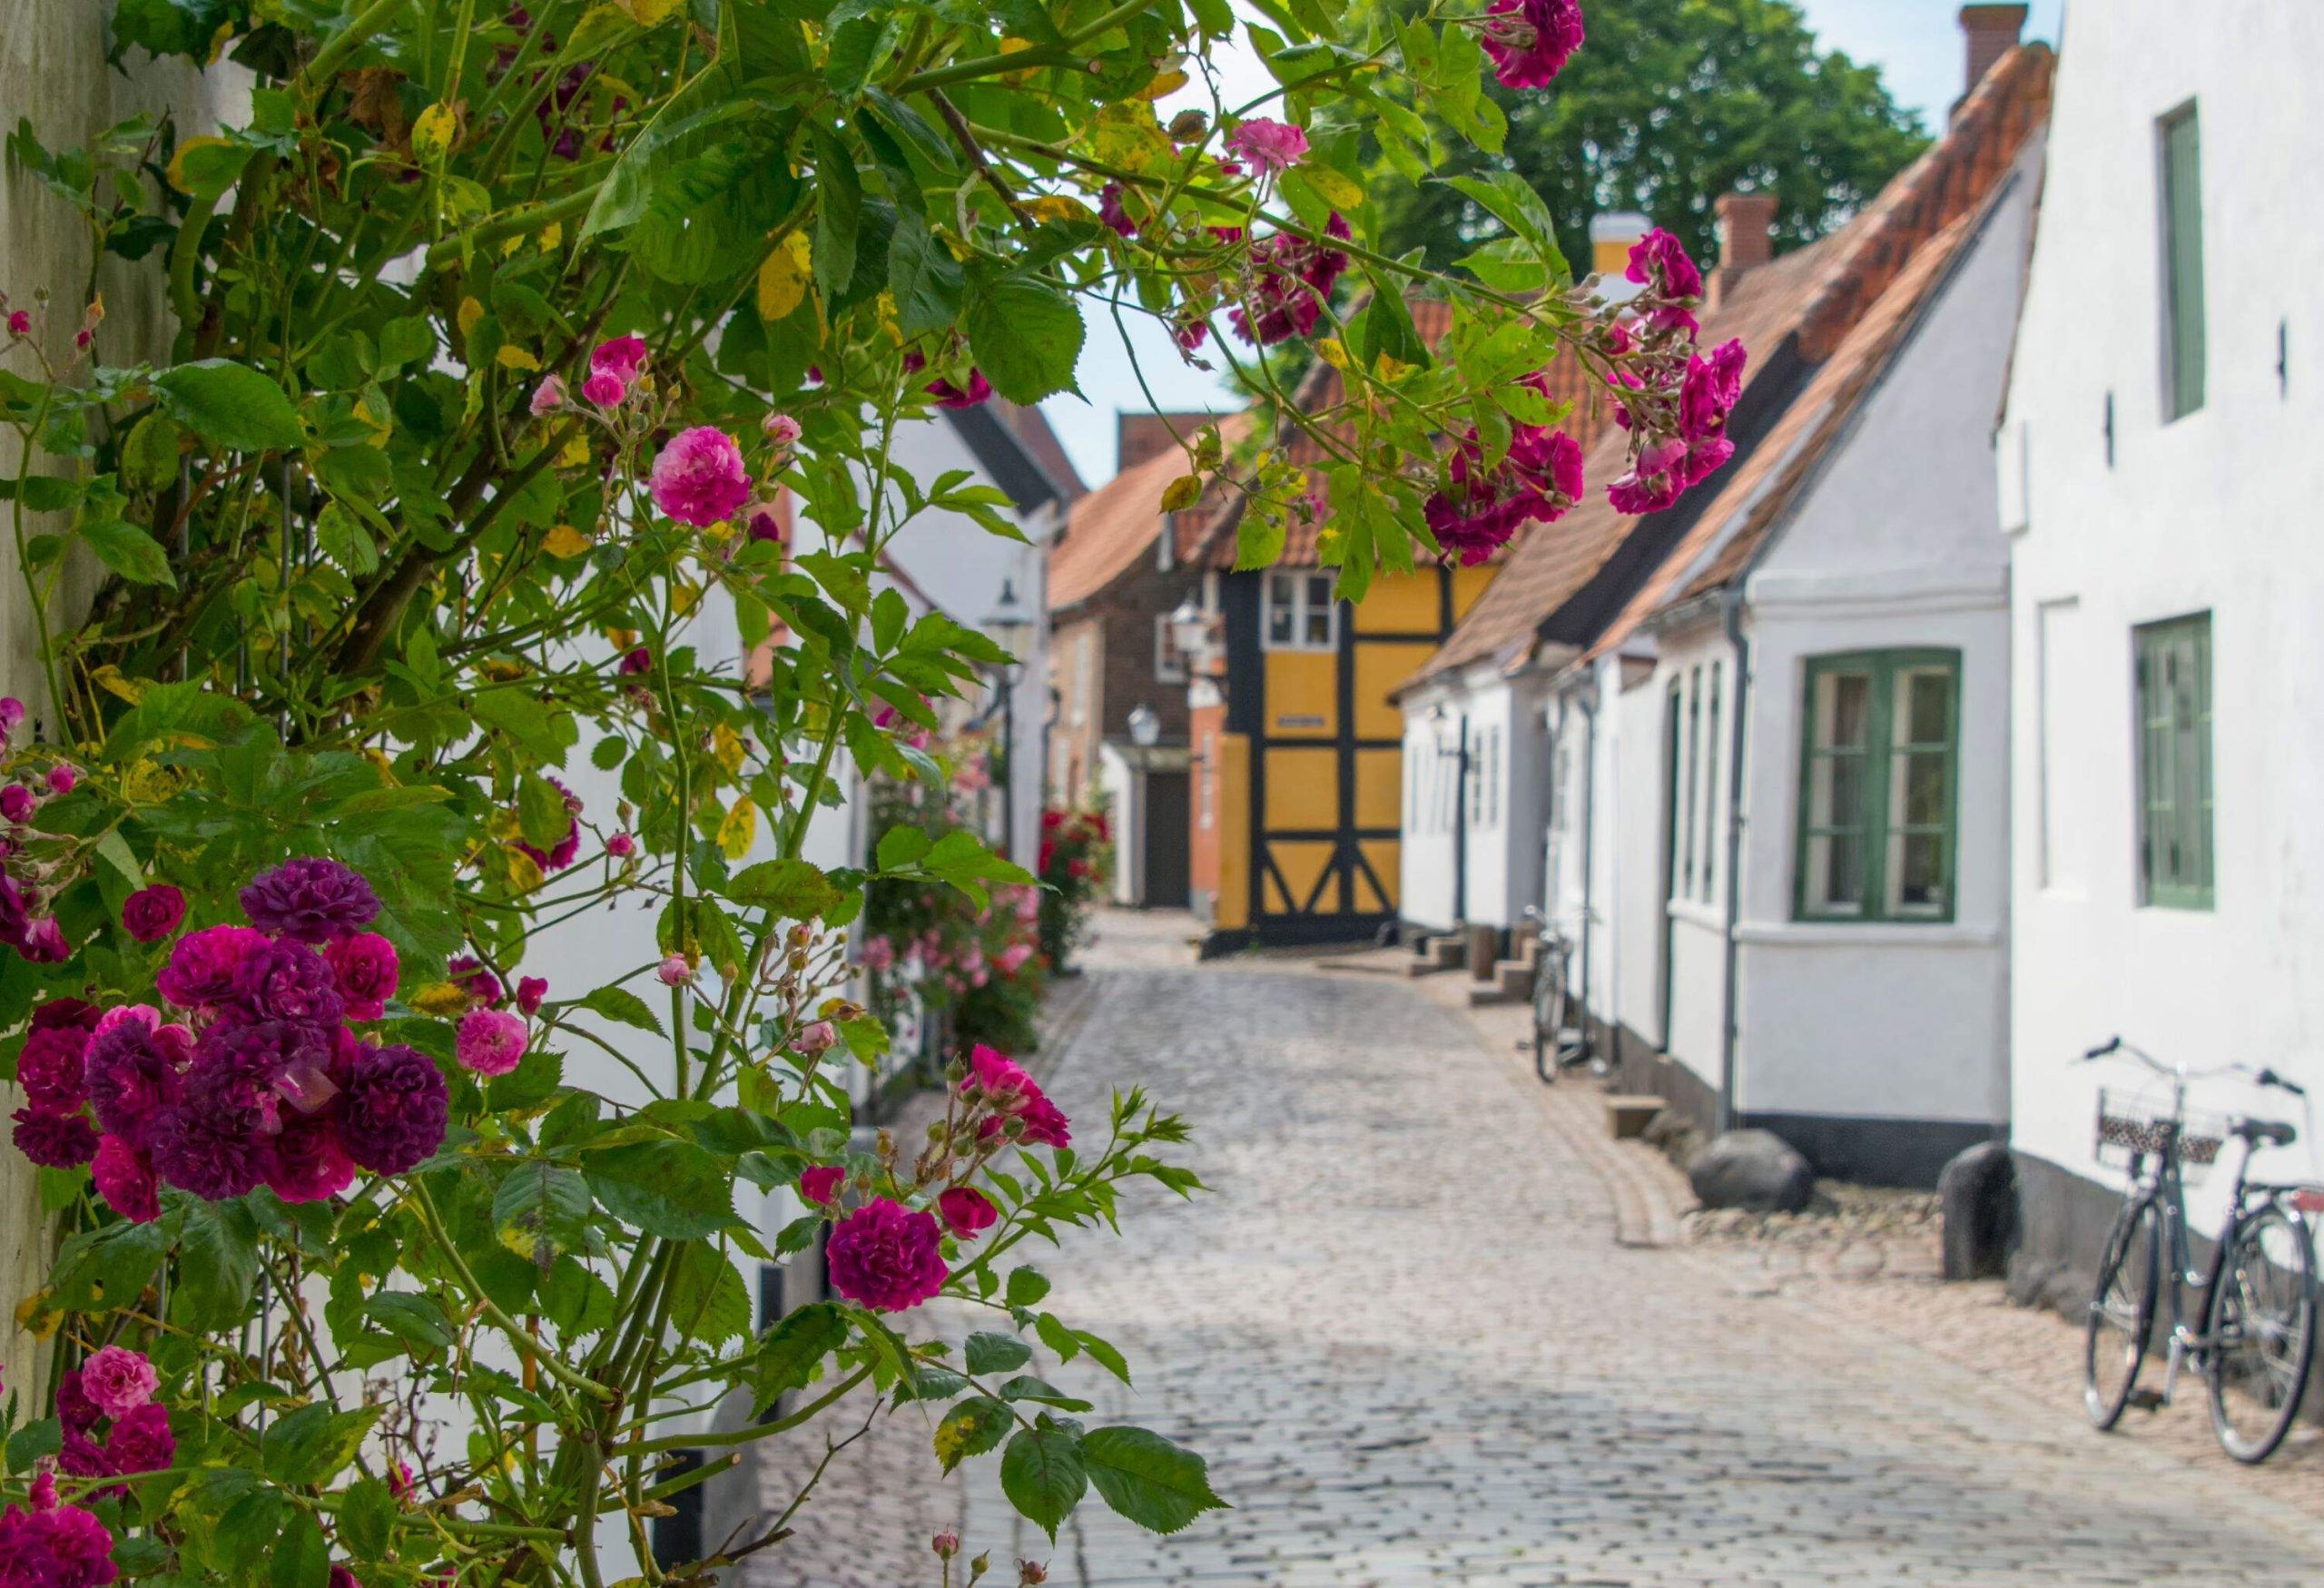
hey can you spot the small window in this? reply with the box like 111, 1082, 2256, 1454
2134, 613, 2213, 909
1261, 569, 1337, 651
1796, 651, 1961, 922
2159, 104, 2206, 419
1154, 612, 1187, 684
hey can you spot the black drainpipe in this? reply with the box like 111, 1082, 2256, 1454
1716, 587, 1749, 1138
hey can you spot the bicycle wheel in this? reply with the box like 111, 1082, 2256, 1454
2206, 1202, 2317, 1464
2086, 1196, 2161, 1430
1532, 951, 1568, 1084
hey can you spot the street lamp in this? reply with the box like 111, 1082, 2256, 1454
1431, 702, 1470, 929
1168, 596, 1208, 666
1127, 703, 1160, 749
981, 577, 1031, 860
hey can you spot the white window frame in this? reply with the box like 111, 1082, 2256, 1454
1262, 568, 1339, 652
1154, 611, 1187, 684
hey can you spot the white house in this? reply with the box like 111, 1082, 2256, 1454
1996, 0, 2324, 1299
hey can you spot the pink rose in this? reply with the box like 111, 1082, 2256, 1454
655, 954, 694, 987
581, 370, 626, 406
799, 1165, 843, 1206
648, 427, 752, 527
591, 334, 650, 383
454, 1008, 528, 1077
606, 832, 636, 858
937, 1186, 998, 1240
1481, 0, 1585, 89
79, 1345, 157, 1418
46, 764, 77, 794
860, 935, 894, 972
763, 412, 802, 447
1625, 226, 1703, 301
1226, 117, 1308, 173
796, 1020, 837, 1056
529, 374, 566, 415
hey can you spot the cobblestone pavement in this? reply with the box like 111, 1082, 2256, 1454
743, 913, 2324, 1586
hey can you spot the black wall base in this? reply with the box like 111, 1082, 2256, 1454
1742, 1111, 2004, 1190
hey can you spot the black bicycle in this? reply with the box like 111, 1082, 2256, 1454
2081, 1035, 2322, 1464
1521, 906, 1602, 1085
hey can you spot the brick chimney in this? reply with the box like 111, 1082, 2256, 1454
1709, 192, 1777, 305
1959, 5, 2027, 102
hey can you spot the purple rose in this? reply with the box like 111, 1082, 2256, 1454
0, 784, 35, 824
121, 884, 186, 943
825, 1198, 949, 1313
157, 924, 269, 1011
82, 1006, 193, 1151
336, 1043, 448, 1175
262, 1112, 356, 1204
106, 1401, 175, 1475
55, 1369, 100, 1434
238, 857, 379, 943
324, 933, 399, 1021
91, 1136, 161, 1223
149, 1060, 273, 1201
11, 1107, 99, 1169
19, 917, 72, 962
232, 940, 346, 1025
0, 1496, 119, 1588
17, 1024, 93, 1113
192, 1017, 339, 1117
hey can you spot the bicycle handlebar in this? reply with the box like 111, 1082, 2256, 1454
2083, 1038, 2309, 1096
2083, 1036, 2122, 1060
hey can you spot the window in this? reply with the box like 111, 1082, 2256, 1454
1154, 612, 1187, 684
1262, 569, 1337, 651
2159, 104, 2206, 419
1796, 651, 1961, 922
1700, 664, 1721, 901
2134, 613, 2212, 908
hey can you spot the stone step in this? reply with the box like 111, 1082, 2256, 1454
1605, 1094, 1666, 1140
1423, 933, 1466, 972
1493, 958, 1534, 1000
1464, 980, 1518, 1007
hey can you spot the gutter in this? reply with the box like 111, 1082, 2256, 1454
1716, 585, 1748, 1137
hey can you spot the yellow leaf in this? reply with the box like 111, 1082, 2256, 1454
507, 848, 546, 893
1299, 164, 1366, 210
543, 523, 594, 558
712, 722, 746, 774
410, 981, 472, 1018
1135, 67, 1191, 101
755, 231, 813, 322
122, 760, 180, 804
1159, 473, 1203, 512
616, 0, 683, 21
458, 297, 485, 338
165, 135, 235, 193
559, 436, 592, 468
496, 344, 542, 372
413, 101, 461, 163
90, 665, 150, 705
717, 799, 760, 861
1026, 195, 1091, 224
538, 222, 563, 252
15, 1290, 61, 1342
1315, 337, 1348, 370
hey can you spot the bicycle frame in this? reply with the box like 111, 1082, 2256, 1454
2118, 1126, 2272, 1406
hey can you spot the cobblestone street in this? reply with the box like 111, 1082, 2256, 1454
744, 912, 2324, 1586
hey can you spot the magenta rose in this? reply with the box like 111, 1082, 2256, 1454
82, 1006, 193, 1150
0, 1496, 118, 1588
825, 1198, 949, 1312
516, 976, 548, 1016
799, 1166, 844, 1207
591, 333, 649, 383
937, 1186, 998, 1240
324, 932, 399, 1021
1625, 226, 1703, 301
263, 1112, 357, 1204
1482, 0, 1584, 89
120, 884, 186, 943
456, 1009, 528, 1077
91, 1137, 161, 1223
232, 939, 346, 1025
106, 1401, 175, 1475
962, 1044, 1072, 1149
156, 923, 268, 1010
648, 426, 752, 527
17, 1024, 93, 1113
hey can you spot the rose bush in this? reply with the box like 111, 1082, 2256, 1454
0, 0, 1725, 1579
1036, 808, 1111, 972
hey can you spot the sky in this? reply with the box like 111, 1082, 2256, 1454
1035, 0, 2065, 489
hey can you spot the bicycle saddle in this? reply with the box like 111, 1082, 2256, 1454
2230, 1117, 2298, 1148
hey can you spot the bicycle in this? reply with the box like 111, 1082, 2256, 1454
2079, 1035, 2323, 1463
1521, 906, 1604, 1085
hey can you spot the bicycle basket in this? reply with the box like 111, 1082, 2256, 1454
2095, 1089, 2228, 1183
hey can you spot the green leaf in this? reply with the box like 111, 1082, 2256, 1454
812, 127, 862, 301
752, 1301, 849, 1410
172, 1198, 261, 1332
492, 1161, 593, 1267
6, 1418, 61, 1475
875, 824, 931, 870
261, 1404, 381, 1486
886, 207, 964, 340
269, 1505, 329, 1588
1082, 1425, 1227, 1535
517, 772, 573, 847
727, 857, 842, 920
964, 1330, 1033, 1376
121, 410, 183, 488
933, 1396, 1012, 1473
999, 1375, 1092, 1412
966, 280, 1084, 404
576, 983, 666, 1037
667, 1242, 751, 1346
1004, 1266, 1051, 1308
586, 1138, 734, 1238
338, 1475, 396, 1561
153, 359, 304, 451
1000, 1425, 1088, 1540
80, 516, 177, 587
362, 1290, 455, 1352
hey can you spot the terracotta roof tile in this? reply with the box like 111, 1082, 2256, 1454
1048, 414, 1250, 611
1403, 41, 2054, 689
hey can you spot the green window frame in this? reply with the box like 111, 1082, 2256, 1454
2159, 104, 2206, 420
2133, 612, 2213, 909
1794, 650, 1962, 923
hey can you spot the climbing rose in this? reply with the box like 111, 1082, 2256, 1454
239, 858, 379, 943
1098, 183, 1137, 237
1226, 117, 1308, 173
120, 884, 185, 943
0, 698, 20, 735
1229, 214, 1351, 345
962, 1045, 1071, 1149
0, 785, 34, 823
606, 832, 636, 858
590, 333, 649, 383
517, 976, 548, 1016
17, 917, 70, 963
763, 411, 802, 447
17, 1025, 91, 1113
903, 352, 993, 409
581, 370, 626, 406
455, 1009, 528, 1077
529, 374, 565, 415
82, 1007, 192, 1149
327, 1567, 360, 1588
1678, 338, 1748, 441
795, 1020, 837, 1056
1423, 422, 1585, 567
324, 933, 399, 1021
90, 1137, 159, 1223
105, 1403, 174, 1475
1607, 434, 1734, 514
649, 426, 752, 527
826, 1198, 949, 1312
937, 1186, 999, 1240
264, 1112, 357, 1203
46, 765, 76, 794
799, 1166, 843, 1206
860, 935, 895, 972
232, 940, 346, 1025
335, 1043, 448, 1175
655, 954, 694, 987
5, 311, 27, 338
148, 1050, 277, 1201
1625, 227, 1703, 302
743, 502, 785, 545
156, 924, 268, 1010
0, 1496, 118, 1588
11, 1108, 97, 1169
79, 1347, 156, 1419
998, 941, 1035, 975
1482, 0, 1585, 89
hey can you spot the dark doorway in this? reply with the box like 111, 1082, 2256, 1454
1144, 769, 1191, 908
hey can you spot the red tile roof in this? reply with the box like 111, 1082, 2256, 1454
1400, 41, 2053, 690
1048, 415, 1248, 612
